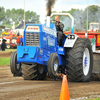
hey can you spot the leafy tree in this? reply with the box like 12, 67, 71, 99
11, 8, 24, 24
1, 7, 40, 28
25, 11, 40, 23
0, 7, 5, 24
3, 9, 11, 25
1, 5, 100, 30
82, 5, 100, 30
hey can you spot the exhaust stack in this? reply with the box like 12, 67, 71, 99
46, 16, 50, 27
46, 0, 56, 27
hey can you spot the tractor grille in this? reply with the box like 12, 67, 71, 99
25, 33, 40, 46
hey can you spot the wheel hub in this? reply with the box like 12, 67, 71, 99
83, 48, 90, 76
7, 45, 10, 48
54, 63, 58, 71
17, 64, 20, 70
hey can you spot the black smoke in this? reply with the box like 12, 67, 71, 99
46, 0, 56, 16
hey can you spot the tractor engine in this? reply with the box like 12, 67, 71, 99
17, 24, 58, 64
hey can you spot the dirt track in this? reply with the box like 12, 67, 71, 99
0, 65, 100, 100
0, 52, 100, 100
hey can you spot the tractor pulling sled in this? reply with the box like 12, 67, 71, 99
10, 13, 93, 82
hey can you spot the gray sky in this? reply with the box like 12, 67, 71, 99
0, 0, 100, 24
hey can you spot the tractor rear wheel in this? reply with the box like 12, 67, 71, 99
22, 63, 46, 80
10, 52, 22, 76
66, 38, 93, 82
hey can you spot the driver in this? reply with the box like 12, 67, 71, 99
55, 16, 64, 32
55, 16, 64, 46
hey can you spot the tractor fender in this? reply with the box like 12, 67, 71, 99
64, 34, 78, 48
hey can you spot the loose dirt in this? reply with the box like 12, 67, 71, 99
0, 65, 100, 100
0, 52, 13, 58
0, 51, 100, 100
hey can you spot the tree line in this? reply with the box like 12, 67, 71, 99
0, 5, 100, 30
0, 7, 40, 28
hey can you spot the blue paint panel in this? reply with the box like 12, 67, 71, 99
44, 23, 57, 33
17, 46, 38, 63
17, 46, 54, 66
57, 46, 65, 55
17, 46, 36, 58
57, 46, 66, 66
41, 31, 57, 52
58, 54, 66, 66
23, 23, 57, 52
17, 54, 37, 63
71, 26, 74, 34
41, 23, 57, 52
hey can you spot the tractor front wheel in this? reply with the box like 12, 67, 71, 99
10, 52, 22, 76
48, 53, 59, 76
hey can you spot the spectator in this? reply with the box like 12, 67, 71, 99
19, 37, 23, 46
1, 38, 6, 51
17, 32, 20, 36
19, 43, 23, 46
0, 40, 2, 50
16, 37, 20, 46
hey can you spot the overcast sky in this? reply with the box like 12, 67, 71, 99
0, 0, 100, 24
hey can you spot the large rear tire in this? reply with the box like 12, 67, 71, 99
10, 52, 22, 76
66, 38, 93, 82
22, 63, 46, 80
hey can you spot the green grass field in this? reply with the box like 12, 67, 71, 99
0, 49, 15, 66
0, 58, 10, 66
87, 98, 100, 100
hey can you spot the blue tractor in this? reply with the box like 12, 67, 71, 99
10, 13, 93, 82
